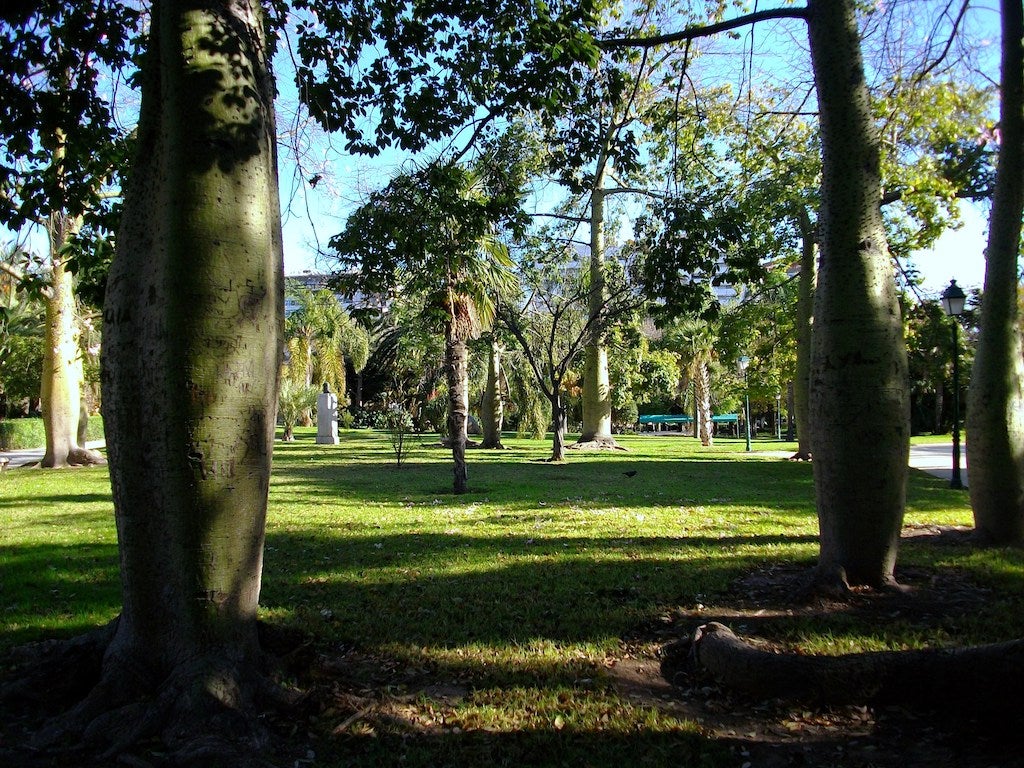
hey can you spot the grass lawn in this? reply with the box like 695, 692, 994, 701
2, 428, 1019, 767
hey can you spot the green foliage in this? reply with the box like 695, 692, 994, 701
330, 161, 518, 339
286, 0, 601, 155
0, 413, 104, 450
0, 3, 139, 282
382, 404, 415, 467
630, 184, 779, 323
285, 282, 368, 402
0, 332, 43, 410
277, 381, 320, 441
0, 417, 44, 450
904, 295, 976, 434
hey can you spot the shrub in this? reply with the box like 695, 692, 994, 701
383, 404, 414, 467
0, 415, 105, 451
0, 417, 45, 451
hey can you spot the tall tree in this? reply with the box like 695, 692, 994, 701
284, 282, 368, 404
606, 1, 921, 588
806, 0, 909, 590
479, 333, 507, 449
498, 251, 636, 461
85, 0, 283, 757
1, 3, 136, 467
331, 162, 516, 493
967, 0, 1024, 546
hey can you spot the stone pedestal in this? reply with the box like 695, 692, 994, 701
316, 389, 339, 444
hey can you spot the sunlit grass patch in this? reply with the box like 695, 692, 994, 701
1, 427, 1001, 766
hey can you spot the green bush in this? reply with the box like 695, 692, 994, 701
0, 415, 105, 451
0, 418, 45, 451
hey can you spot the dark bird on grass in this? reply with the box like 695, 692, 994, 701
622, 470, 637, 478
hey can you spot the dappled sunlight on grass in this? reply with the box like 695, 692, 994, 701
3, 428, 1010, 766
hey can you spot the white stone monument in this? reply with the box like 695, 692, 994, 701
316, 383, 339, 445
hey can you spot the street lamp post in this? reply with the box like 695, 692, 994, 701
940, 279, 967, 490
738, 356, 752, 452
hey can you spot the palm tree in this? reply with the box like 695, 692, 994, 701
330, 161, 518, 493
665, 318, 718, 446
284, 283, 368, 403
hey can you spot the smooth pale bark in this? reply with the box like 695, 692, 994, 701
967, 0, 1024, 546
693, 359, 713, 446
792, 208, 816, 460
90, 0, 282, 750
446, 335, 470, 493
480, 337, 505, 449
40, 213, 104, 468
577, 180, 618, 449
807, 0, 909, 589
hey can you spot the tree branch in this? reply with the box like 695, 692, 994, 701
600, 7, 810, 50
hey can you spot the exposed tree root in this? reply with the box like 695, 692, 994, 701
664, 621, 1024, 717
568, 436, 629, 451
40, 445, 107, 469
1, 621, 306, 767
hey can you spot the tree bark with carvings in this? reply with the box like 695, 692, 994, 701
25, 1, 284, 758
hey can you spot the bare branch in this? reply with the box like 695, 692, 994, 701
600, 7, 810, 51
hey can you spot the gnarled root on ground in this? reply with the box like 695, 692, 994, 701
568, 436, 628, 451
664, 621, 1024, 715
1, 620, 301, 767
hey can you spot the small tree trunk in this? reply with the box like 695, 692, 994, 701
446, 335, 470, 493
550, 392, 567, 462
694, 359, 713, 447
786, 380, 796, 441
967, 0, 1024, 546
792, 207, 815, 460
480, 336, 505, 449
807, 0, 909, 589
41, 213, 103, 468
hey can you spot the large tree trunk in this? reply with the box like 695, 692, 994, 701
791, 207, 815, 461
575, 180, 621, 450
40, 213, 103, 468
967, 0, 1024, 546
806, 0, 909, 589
480, 336, 505, 449
83, 0, 283, 757
446, 335, 470, 493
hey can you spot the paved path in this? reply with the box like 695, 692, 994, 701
0, 440, 106, 470
908, 441, 968, 488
